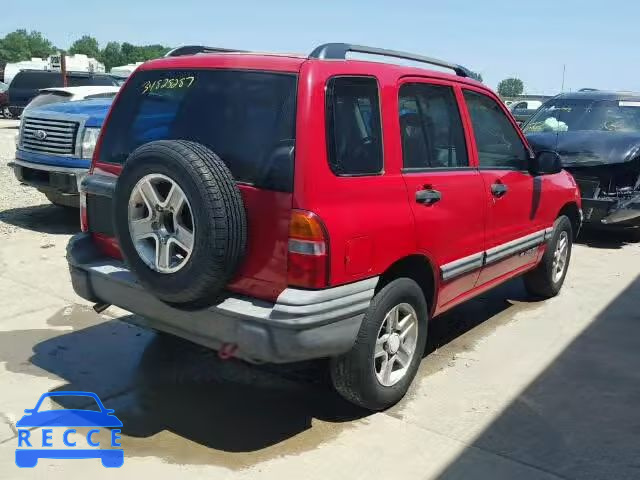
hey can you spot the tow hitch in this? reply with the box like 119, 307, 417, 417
218, 343, 238, 360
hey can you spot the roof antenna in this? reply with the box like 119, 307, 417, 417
555, 64, 566, 155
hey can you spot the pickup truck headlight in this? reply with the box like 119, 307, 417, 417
81, 127, 101, 160
15, 118, 23, 148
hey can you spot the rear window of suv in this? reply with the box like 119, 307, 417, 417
67, 75, 118, 87
99, 69, 297, 192
11, 71, 61, 90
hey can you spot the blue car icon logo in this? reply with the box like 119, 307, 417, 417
15, 391, 123, 468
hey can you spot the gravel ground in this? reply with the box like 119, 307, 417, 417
0, 118, 80, 236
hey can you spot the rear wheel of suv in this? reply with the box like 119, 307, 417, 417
113, 140, 247, 307
524, 215, 573, 298
330, 278, 428, 411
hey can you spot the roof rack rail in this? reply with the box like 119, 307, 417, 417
309, 43, 473, 78
164, 45, 247, 58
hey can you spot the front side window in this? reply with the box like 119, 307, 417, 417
326, 77, 383, 175
399, 83, 468, 169
99, 69, 297, 192
463, 90, 529, 169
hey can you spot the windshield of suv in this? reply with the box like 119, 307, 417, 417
523, 99, 640, 133
100, 69, 297, 192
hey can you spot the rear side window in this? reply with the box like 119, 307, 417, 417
399, 83, 468, 169
326, 77, 383, 175
99, 69, 297, 192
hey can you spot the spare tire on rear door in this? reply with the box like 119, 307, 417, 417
113, 140, 247, 307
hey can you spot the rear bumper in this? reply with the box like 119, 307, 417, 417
11, 158, 87, 201
67, 233, 375, 363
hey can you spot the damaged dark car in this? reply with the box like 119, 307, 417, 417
523, 91, 640, 238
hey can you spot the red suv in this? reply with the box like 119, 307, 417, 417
67, 43, 581, 410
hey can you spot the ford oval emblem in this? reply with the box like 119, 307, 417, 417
35, 129, 47, 140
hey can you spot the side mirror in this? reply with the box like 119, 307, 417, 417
529, 150, 562, 175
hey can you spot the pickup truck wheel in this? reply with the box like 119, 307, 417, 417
1, 107, 11, 119
113, 140, 246, 307
330, 278, 428, 411
524, 215, 573, 298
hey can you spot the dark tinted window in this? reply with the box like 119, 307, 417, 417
399, 84, 468, 169
100, 69, 297, 192
463, 90, 529, 169
67, 75, 118, 87
326, 77, 383, 175
11, 71, 61, 89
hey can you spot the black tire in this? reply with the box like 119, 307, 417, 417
330, 278, 428, 411
628, 228, 640, 243
113, 140, 246, 307
524, 215, 573, 298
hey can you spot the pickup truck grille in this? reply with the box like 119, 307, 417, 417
21, 117, 79, 155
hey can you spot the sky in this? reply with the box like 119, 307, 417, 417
2, 0, 639, 95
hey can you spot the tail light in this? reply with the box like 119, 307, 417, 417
79, 191, 88, 232
287, 210, 329, 288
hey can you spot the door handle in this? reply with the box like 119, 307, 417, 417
491, 183, 508, 197
416, 189, 442, 205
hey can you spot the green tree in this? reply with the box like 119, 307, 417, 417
468, 70, 483, 83
118, 42, 170, 65
0, 29, 170, 72
26, 31, 55, 58
0, 29, 55, 63
101, 41, 123, 71
120, 42, 137, 64
140, 44, 171, 60
497, 77, 524, 97
69, 35, 100, 60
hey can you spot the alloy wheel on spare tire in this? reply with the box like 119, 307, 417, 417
113, 140, 247, 307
